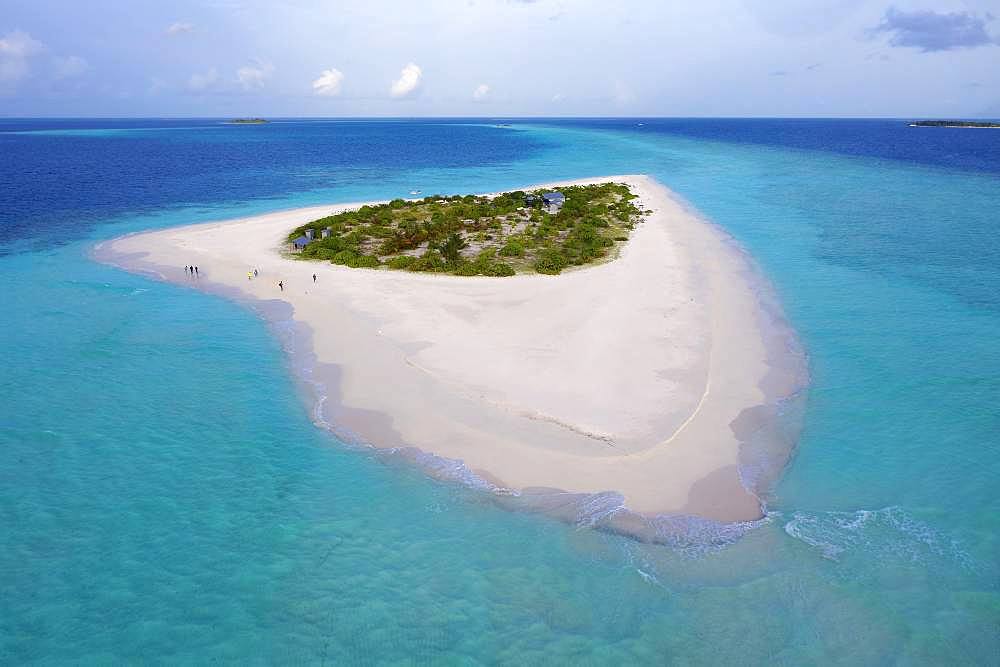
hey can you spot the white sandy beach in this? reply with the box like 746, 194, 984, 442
96, 175, 804, 523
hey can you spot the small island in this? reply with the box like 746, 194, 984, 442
227, 118, 269, 125
287, 183, 646, 276
98, 175, 808, 526
910, 120, 1000, 128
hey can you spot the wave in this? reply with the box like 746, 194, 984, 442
782, 506, 972, 567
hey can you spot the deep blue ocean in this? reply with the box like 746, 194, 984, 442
2, 117, 998, 664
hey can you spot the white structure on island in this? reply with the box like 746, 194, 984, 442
542, 192, 565, 212
526, 191, 566, 213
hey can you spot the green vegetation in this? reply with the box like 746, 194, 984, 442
911, 120, 1000, 128
287, 182, 646, 276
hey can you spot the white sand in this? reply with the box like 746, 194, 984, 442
97, 175, 803, 522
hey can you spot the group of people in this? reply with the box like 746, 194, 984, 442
242, 267, 318, 292
185, 265, 319, 292
244, 267, 283, 291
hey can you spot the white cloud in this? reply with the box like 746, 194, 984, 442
472, 83, 490, 101
312, 68, 344, 96
52, 55, 89, 80
0, 30, 45, 85
186, 60, 273, 95
166, 22, 194, 36
188, 67, 220, 92
390, 62, 422, 98
0, 30, 43, 59
236, 59, 274, 90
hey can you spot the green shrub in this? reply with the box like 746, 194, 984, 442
347, 254, 380, 269
534, 249, 567, 275
483, 262, 516, 277
311, 248, 339, 260
377, 239, 398, 255
387, 255, 416, 270
453, 262, 480, 276
410, 250, 446, 272
500, 240, 525, 257
331, 250, 357, 265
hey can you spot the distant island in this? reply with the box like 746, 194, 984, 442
910, 120, 1000, 128
227, 118, 268, 125
287, 183, 646, 276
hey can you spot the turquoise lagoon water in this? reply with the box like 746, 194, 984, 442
1, 119, 998, 663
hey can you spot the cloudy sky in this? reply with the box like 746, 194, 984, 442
1, 0, 998, 117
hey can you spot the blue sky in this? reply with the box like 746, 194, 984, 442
1, 0, 998, 117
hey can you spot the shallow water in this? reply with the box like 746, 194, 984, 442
2, 118, 998, 663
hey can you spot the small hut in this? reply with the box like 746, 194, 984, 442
541, 191, 565, 213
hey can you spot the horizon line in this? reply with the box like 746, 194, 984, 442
3, 114, 998, 121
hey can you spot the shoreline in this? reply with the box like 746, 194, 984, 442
93, 175, 808, 540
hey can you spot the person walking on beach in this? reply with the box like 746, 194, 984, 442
253, 269, 258, 278
312, 273, 317, 283
248, 271, 252, 281
278, 281, 284, 291
195, 266, 199, 276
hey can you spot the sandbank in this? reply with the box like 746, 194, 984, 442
95, 175, 807, 532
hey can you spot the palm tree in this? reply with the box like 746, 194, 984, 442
439, 232, 467, 263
